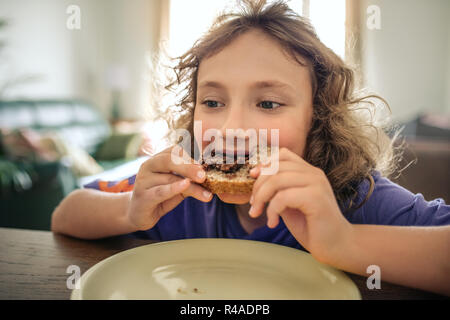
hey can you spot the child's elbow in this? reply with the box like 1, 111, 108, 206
50, 205, 63, 234
50, 188, 83, 235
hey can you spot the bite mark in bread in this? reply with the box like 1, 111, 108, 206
200, 146, 271, 195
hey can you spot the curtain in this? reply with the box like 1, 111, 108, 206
345, 0, 363, 88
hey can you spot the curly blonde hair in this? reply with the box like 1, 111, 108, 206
153, 0, 401, 210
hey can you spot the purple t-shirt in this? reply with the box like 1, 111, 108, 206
84, 171, 450, 251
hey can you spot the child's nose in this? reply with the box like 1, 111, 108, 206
219, 104, 249, 133
217, 105, 256, 151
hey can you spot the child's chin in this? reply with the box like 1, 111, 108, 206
217, 193, 251, 204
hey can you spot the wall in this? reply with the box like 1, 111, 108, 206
0, 0, 163, 119
4, 0, 448, 122
95, 0, 162, 119
0, 0, 77, 99
446, 17, 450, 112
359, 0, 450, 122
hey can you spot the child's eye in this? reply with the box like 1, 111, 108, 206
258, 101, 282, 110
202, 100, 225, 108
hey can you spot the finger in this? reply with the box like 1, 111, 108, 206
148, 178, 191, 212
152, 179, 214, 219
267, 211, 280, 229
139, 172, 183, 190
250, 160, 311, 209
256, 147, 293, 168
256, 147, 313, 174
141, 172, 212, 203
142, 150, 206, 184
249, 165, 261, 178
274, 147, 303, 163
250, 171, 312, 218
251, 161, 308, 196
181, 182, 213, 203
250, 148, 307, 178
138, 146, 178, 173
266, 188, 305, 228
158, 193, 187, 216
250, 147, 312, 185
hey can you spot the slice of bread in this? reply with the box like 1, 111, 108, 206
201, 146, 272, 195
202, 166, 255, 194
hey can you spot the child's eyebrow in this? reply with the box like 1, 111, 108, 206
198, 80, 294, 92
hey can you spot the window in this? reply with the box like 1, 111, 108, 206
308, 0, 346, 58
167, 0, 346, 59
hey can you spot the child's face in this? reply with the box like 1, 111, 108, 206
194, 29, 313, 204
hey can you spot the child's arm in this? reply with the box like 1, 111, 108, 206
250, 147, 450, 296
52, 146, 212, 239
328, 225, 450, 296
51, 188, 136, 239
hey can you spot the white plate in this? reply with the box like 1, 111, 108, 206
71, 238, 361, 300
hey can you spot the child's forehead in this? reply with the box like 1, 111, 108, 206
197, 29, 309, 75
202, 30, 289, 60
197, 46, 311, 91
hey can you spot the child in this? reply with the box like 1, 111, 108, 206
51, 0, 450, 296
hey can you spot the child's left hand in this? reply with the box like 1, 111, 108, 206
249, 147, 353, 263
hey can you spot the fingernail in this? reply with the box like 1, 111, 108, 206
249, 206, 255, 217
197, 170, 205, 180
180, 179, 189, 187
203, 190, 211, 199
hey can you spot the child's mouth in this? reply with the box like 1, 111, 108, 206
201, 151, 250, 174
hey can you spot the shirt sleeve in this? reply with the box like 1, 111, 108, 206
83, 174, 136, 193
347, 173, 450, 226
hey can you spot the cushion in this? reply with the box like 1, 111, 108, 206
0, 128, 103, 177
95, 132, 143, 161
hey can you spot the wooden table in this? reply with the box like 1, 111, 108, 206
0, 227, 446, 300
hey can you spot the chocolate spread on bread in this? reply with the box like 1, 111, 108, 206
201, 151, 250, 174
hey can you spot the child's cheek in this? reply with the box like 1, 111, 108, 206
277, 128, 308, 158
199, 126, 213, 151
196, 127, 307, 157
194, 115, 307, 157
193, 123, 217, 152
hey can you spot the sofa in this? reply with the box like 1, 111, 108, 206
391, 114, 450, 203
0, 99, 142, 231
1, 102, 447, 231
390, 138, 450, 204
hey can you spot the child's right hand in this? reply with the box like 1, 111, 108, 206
126, 146, 212, 231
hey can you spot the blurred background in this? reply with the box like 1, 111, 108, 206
0, 0, 449, 230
